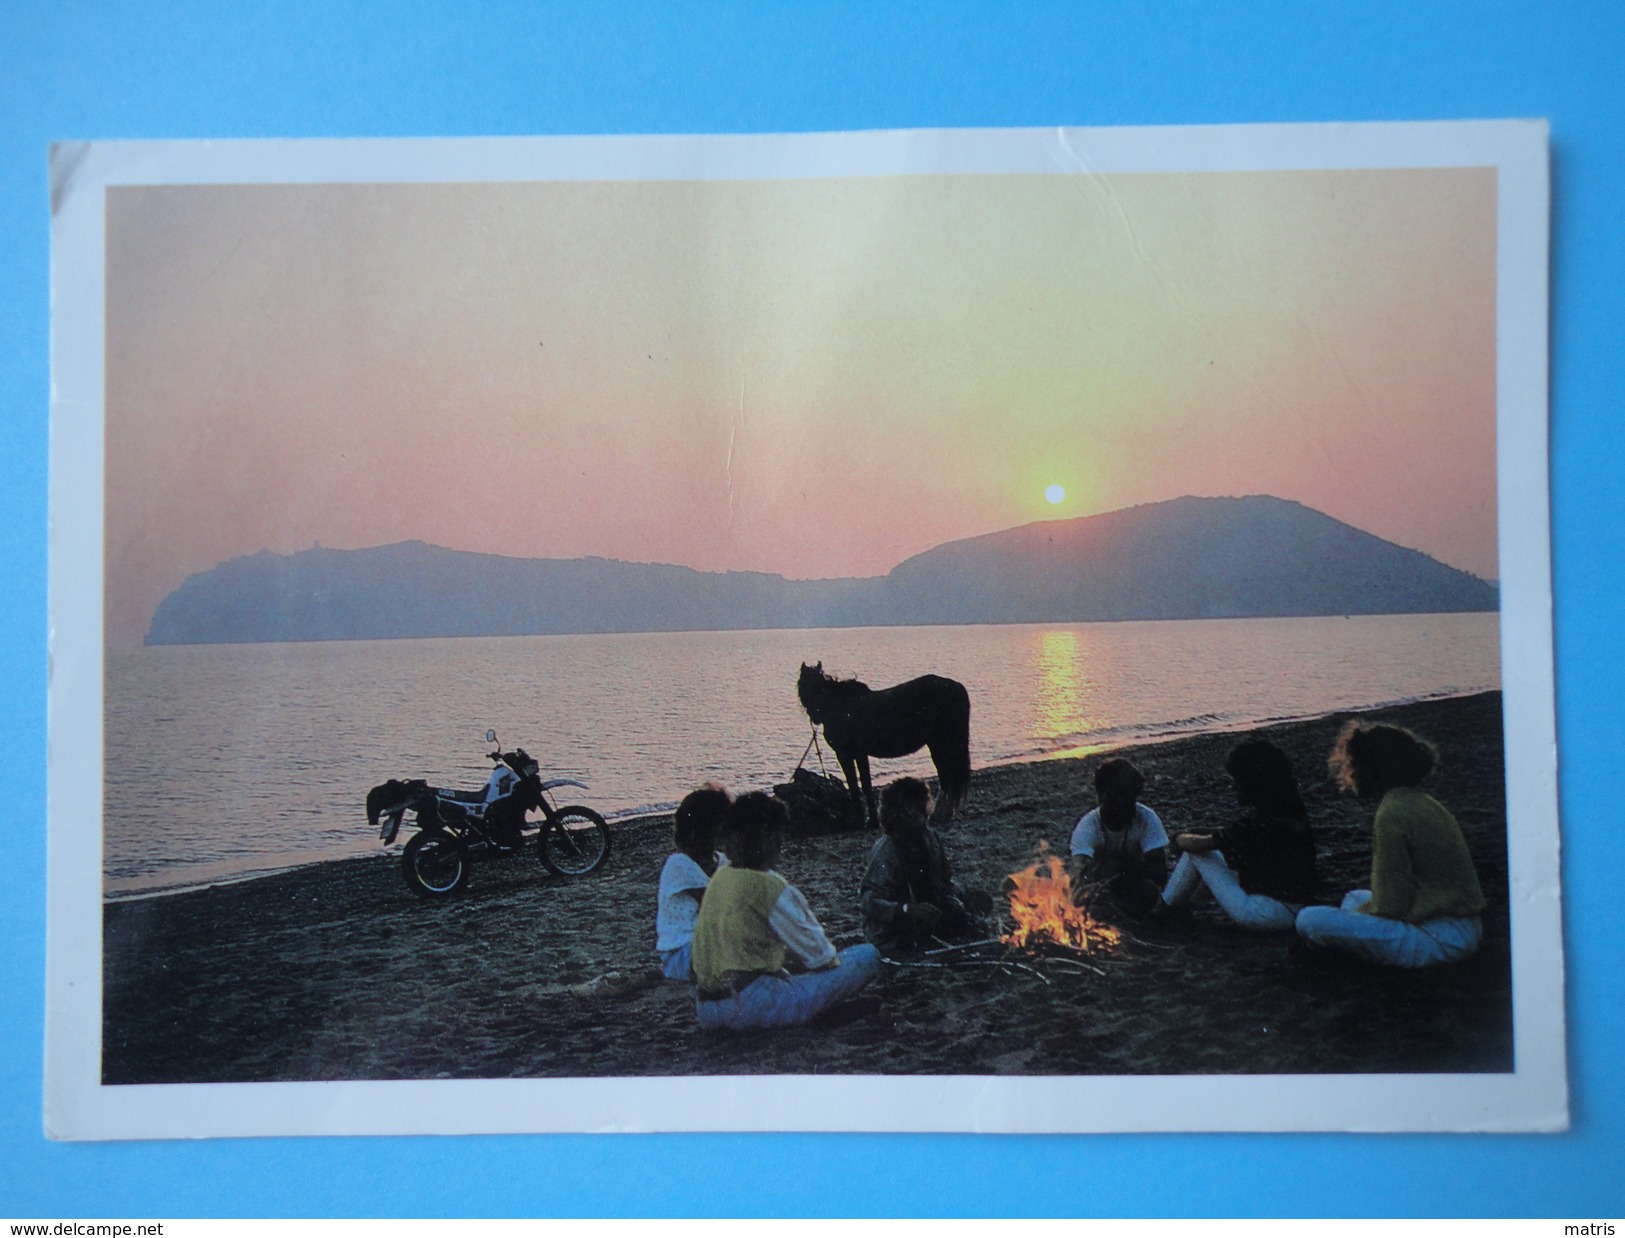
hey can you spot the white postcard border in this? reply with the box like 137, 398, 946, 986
46, 120, 1564, 1140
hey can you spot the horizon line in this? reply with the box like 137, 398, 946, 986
190, 492, 1495, 590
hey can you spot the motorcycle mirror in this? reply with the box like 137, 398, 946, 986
486, 728, 497, 744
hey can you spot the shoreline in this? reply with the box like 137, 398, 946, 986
103, 690, 1512, 1083
103, 686, 1501, 903
126, 605, 1503, 653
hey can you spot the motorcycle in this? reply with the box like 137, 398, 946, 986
365, 730, 611, 898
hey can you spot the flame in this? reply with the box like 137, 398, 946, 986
1002, 852, 1123, 953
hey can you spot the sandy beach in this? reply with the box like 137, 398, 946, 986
102, 691, 1511, 1084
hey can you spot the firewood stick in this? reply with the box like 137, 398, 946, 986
1000, 959, 1052, 986
1040, 956, 1107, 977
1115, 929, 1181, 951
922, 938, 1003, 956
881, 958, 1049, 984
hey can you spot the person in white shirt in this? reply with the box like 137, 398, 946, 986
1068, 757, 1170, 917
691, 791, 881, 1032
655, 783, 732, 981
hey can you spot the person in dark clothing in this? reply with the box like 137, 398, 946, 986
860, 777, 989, 954
1160, 737, 1317, 931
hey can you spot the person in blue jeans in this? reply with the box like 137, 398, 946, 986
1295, 722, 1485, 968
691, 791, 881, 1032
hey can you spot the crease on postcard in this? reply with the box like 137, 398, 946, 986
1053, 127, 1186, 315
49, 142, 92, 218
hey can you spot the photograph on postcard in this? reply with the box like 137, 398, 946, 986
48, 124, 1563, 1136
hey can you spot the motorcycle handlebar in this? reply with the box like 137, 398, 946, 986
488, 746, 536, 771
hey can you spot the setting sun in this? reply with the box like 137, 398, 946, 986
1045, 484, 1066, 504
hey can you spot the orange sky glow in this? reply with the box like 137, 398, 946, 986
104, 168, 1498, 644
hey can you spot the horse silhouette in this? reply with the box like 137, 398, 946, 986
796, 661, 971, 825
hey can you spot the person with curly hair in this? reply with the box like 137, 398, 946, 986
1295, 722, 1485, 967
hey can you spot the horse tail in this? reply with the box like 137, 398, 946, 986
931, 682, 972, 820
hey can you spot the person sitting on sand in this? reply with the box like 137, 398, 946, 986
1294, 722, 1486, 968
690, 790, 881, 1032
860, 776, 991, 954
1161, 738, 1316, 931
1068, 757, 1169, 917
655, 782, 732, 981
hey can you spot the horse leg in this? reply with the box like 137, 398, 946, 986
836, 749, 863, 808
857, 755, 878, 827
927, 737, 971, 824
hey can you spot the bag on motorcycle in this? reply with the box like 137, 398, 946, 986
365, 778, 427, 825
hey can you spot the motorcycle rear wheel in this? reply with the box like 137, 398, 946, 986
537, 806, 610, 876
403, 831, 470, 898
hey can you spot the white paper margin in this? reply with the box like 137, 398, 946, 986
45, 121, 1565, 1140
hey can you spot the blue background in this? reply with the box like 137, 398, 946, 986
2, 1, 1620, 1219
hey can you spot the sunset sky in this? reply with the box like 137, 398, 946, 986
104, 167, 1498, 645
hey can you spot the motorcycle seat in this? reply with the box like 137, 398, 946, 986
437, 788, 488, 804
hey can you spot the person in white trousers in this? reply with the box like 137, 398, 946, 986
1294, 722, 1485, 968
1161, 738, 1316, 931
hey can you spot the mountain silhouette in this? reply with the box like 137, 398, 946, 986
880, 494, 1496, 623
144, 495, 1496, 645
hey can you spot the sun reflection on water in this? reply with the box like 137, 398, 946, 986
1032, 628, 1097, 743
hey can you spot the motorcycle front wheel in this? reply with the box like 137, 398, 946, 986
402, 831, 470, 898
537, 806, 610, 877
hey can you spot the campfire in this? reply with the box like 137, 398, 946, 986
1001, 852, 1123, 955
893, 846, 1125, 986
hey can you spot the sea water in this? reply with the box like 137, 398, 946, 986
102, 613, 1499, 895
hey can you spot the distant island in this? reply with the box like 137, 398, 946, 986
144, 495, 1498, 645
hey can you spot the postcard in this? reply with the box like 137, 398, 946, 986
46, 121, 1563, 1139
